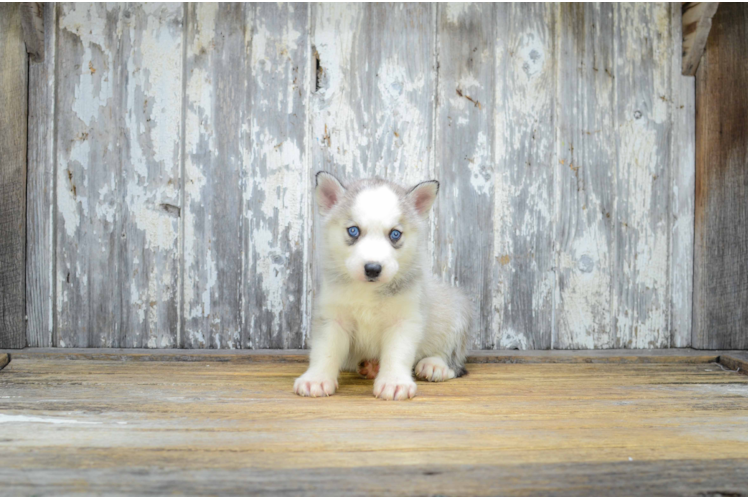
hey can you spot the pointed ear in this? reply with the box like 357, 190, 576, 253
407, 180, 439, 217
315, 171, 346, 214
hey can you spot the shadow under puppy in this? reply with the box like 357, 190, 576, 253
294, 172, 472, 401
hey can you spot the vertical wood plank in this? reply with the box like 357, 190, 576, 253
554, 3, 616, 349
244, 3, 310, 349
0, 3, 28, 348
56, 3, 183, 347
119, 3, 184, 348
434, 4, 495, 349
669, 5, 695, 348
491, 3, 555, 349
182, 3, 247, 348
693, 2, 748, 349
56, 3, 118, 347
613, 3, 671, 348
26, 3, 57, 347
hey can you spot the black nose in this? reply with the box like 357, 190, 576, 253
364, 263, 382, 279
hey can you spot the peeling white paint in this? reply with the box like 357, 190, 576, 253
57, 161, 81, 238
133, 4, 183, 169
311, 5, 364, 172
60, 4, 114, 127
48, 3, 689, 351
192, 3, 217, 55
444, 3, 471, 25
253, 138, 304, 244
131, 204, 178, 251
467, 131, 491, 195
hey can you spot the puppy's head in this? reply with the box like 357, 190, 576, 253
315, 171, 438, 286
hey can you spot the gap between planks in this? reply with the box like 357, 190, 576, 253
2, 348, 746, 374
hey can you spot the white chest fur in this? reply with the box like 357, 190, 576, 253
317, 280, 423, 356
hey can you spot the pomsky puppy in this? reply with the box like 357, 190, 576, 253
294, 172, 472, 401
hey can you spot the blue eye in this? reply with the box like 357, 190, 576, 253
347, 226, 360, 238
389, 229, 402, 242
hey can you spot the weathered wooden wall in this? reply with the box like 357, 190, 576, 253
26, 3, 696, 349
1, 3, 29, 349
693, 2, 748, 350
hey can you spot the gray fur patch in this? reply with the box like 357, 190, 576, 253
448, 349, 468, 378
377, 260, 421, 296
323, 175, 420, 225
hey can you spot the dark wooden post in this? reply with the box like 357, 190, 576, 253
693, 2, 748, 349
0, 3, 29, 348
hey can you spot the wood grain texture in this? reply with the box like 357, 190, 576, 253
119, 3, 183, 348
693, 2, 748, 349
53, 3, 122, 347
681, 2, 719, 76
434, 4, 495, 349
613, 3, 672, 348
20, 2, 45, 61
55, 3, 117, 348
555, 3, 616, 349
2, 460, 747, 497
0, 3, 28, 349
182, 3, 248, 348
26, 3, 56, 347
1, 358, 747, 495
182, 4, 310, 349
491, 3, 555, 350
244, 3, 310, 349
55, 4, 183, 348
670, 4, 696, 348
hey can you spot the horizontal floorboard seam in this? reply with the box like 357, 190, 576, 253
4, 348, 747, 369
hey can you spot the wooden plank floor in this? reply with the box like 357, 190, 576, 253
1, 356, 748, 495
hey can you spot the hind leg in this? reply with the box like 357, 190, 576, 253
357, 359, 379, 379
415, 356, 456, 382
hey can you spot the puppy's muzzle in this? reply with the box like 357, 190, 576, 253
364, 262, 382, 280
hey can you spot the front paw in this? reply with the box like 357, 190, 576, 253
373, 375, 417, 401
415, 356, 456, 382
294, 372, 338, 397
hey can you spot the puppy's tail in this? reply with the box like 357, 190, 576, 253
448, 291, 473, 377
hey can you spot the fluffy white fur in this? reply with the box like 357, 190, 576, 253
295, 172, 472, 401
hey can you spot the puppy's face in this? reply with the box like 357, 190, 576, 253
315, 173, 438, 285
